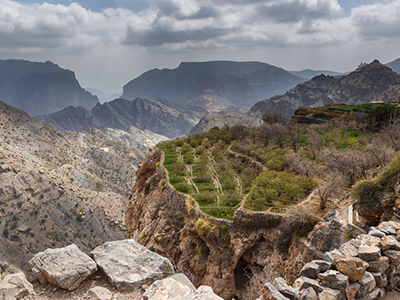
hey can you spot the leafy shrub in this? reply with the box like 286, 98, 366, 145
181, 144, 192, 154
190, 140, 198, 148
175, 140, 184, 147
261, 148, 289, 171
194, 194, 216, 206
169, 175, 185, 184
175, 182, 190, 193
195, 147, 205, 155
247, 171, 317, 210
294, 107, 310, 116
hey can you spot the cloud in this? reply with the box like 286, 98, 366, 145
351, 0, 400, 40
0, 0, 398, 55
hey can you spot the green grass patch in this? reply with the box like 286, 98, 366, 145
193, 194, 217, 207
200, 208, 235, 220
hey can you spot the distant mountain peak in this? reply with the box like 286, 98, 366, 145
0, 59, 99, 116
121, 60, 304, 112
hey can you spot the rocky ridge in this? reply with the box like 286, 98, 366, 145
252, 60, 400, 118
121, 61, 304, 111
0, 59, 99, 116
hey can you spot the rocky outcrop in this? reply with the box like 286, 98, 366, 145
125, 150, 320, 299
28, 244, 97, 291
90, 239, 174, 291
250, 60, 400, 118
35, 97, 205, 138
121, 61, 304, 111
0, 59, 99, 115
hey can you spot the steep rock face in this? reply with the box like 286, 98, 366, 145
0, 60, 99, 115
34, 106, 102, 132
35, 97, 205, 139
121, 61, 304, 111
125, 150, 313, 300
252, 60, 400, 118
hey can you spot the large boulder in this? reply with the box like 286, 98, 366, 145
90, 239, 174, 291
333, 256, 369, 282
0, 272, 34, 299
143, 274, 196, 300
28, 244, 97, 291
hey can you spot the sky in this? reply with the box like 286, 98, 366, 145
0, 0, 399, 96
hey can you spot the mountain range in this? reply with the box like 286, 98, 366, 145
0, 60, 99, 116
189, 59, 400, 132
121, 61, 304, 111
34, 97, 206, 139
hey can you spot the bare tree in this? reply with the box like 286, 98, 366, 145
307, 127, 322, 159
317, 174, 343, 210
285, 120, 302, 152
287, 155, 317, 177
262, 109, 284, 125
324, 148, 374, 185
382, 108, 400, 150
258, 124, 273, 147
230, 124, 249, 140
272, 123, 287, 148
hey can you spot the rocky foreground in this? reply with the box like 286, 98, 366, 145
0, 220, 400, 299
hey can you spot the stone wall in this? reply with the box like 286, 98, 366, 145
260, 219, 400, 300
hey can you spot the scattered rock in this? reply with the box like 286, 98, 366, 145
298, 287, 317, 300
345, 282, 360, 300
311, 260, 332, 272
339, 242, 359, 257
273, 277, 296, 300
358, 245, 381, 261
383, 250, 400, 265
299, 262, 320, 279
263, 282, 289, 300
318, 288, 342, 300
381, 235, 400, 251
371, 272, 387, 288
333, 256, 369, 282
357, 272, 376, 298
367, 256, 389, 273
323, 210, 339, 222
86, 286, 112, 300
143, 274, 195, 300
318, 270, 349, 290
328, 219, 342, 230
90, 239, 174, 291
0, 272, 34, 299
29, 244, 97, 291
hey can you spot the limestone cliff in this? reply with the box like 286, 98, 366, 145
125, 150, 319, 299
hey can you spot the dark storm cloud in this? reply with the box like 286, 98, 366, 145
255, 0, 339, 24
123, 25, 234, 47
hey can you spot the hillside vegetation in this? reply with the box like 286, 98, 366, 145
157, 102, 400, 222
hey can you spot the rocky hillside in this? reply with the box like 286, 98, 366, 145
35, 97, 205, 139
0, 100, 144, 275
105, 126, 169, 151
121, 61, 304, 111
251, 60, 400, 118
288, 69, 344, 80
0, 60, 99, 116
